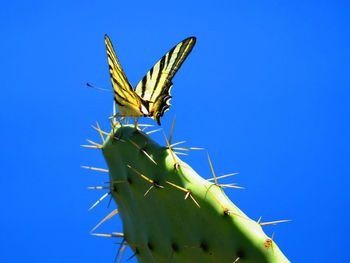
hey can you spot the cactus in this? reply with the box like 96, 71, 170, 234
84, 120, 290, 263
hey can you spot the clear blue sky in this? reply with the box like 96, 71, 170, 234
1, 1, 349, 262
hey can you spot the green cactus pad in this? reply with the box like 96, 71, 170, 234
100, 124, 290, 263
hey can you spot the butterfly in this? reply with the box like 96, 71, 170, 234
105, 34, 196, 125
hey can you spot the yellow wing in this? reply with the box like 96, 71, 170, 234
134, 37, 196, 125
105, 35, 145, 117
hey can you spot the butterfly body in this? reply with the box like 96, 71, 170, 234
105, 35, 196, 125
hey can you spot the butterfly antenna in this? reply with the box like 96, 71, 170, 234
86, 82, 113, 93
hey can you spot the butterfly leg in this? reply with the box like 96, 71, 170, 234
109, 114, 125, 141
132, 116, 140, 131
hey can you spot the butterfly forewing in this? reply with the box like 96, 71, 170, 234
134, 37, 196, 124
105, 35, 143, 117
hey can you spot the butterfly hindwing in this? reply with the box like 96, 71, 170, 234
134, 37, 196, 125
105, 35, 144, 117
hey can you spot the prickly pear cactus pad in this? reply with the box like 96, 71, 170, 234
85, 122, 290, 263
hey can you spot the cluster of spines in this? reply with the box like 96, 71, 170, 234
82, 116, 290, 262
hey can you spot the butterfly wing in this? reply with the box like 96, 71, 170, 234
105, 35, 144, 117
134, 37, 196, 125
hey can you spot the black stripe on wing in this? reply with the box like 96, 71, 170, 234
149, 55, 166, 100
